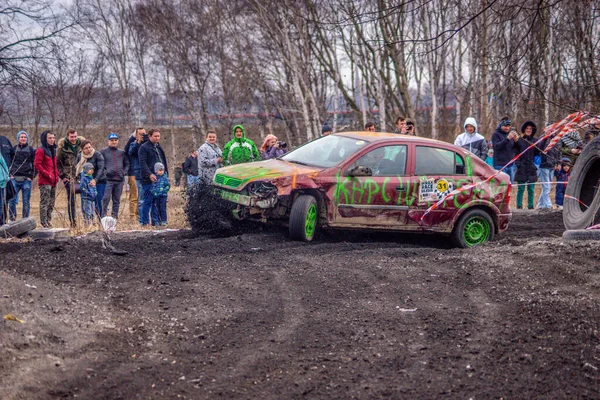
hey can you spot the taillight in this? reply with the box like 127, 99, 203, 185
504, 183, 512, 204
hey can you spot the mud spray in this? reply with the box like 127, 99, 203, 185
184, 184, 245, 237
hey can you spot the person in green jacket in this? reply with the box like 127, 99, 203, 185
222, 125, 260, 166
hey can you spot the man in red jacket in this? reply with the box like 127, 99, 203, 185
34, 130, 59, 228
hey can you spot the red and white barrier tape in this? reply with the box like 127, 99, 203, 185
419, 112, 600, 224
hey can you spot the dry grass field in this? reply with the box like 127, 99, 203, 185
7, 181, 190, 235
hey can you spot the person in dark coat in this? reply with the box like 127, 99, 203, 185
100, 133, 130, 218
174, 166, 183, 187
514, 121, 539, 209
128, 129, 148, 223
34, 131, 59, 227
124, 128, 144, 220
8, 131, 36, 220
139, 128, 168, 226
183, 151, 199, 187
75, 140, 106, 218
0, 133, 13, 223
0, 134, 12, 166
491, 117, 518, 183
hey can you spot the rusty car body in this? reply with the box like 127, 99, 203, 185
212, 132, 512, 246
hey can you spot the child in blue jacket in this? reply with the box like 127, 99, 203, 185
151, 162, 170, 226
80, 163, 98, 224
554, 157, 572, 210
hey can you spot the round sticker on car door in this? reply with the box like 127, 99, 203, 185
435, 178, 453, 199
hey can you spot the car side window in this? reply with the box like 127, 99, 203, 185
415, 146, 465, 175
352, 145, 407, 176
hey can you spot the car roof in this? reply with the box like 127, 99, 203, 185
333, 131, 447, 145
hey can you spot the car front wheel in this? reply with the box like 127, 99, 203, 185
452, 209, 494, 248
289, 195, 318, 241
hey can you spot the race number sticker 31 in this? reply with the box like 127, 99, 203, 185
419, 178, 454, 202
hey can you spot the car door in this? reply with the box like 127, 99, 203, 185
404, 145, 473, 232
331, 144, 411, 228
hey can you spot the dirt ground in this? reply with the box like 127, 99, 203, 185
1, 210, 600, 399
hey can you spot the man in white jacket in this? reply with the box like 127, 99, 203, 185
454, 117, 489, 161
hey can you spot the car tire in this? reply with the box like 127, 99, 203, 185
289, 195, 318, 242
451, 209, 494, 248
0, 217, 37, 238
563, 135, 600, 230
562, 229, 600, 242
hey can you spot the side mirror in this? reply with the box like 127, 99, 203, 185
347, 165, 373, 177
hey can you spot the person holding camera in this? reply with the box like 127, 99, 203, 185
405, 119, 416, 136
260, 134, 288, 160
491, 117, 518, 183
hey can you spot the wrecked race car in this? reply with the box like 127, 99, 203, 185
212, 132, 512, 247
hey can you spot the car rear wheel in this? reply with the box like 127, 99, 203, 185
452, 209, 494, 248
289, 195, 318, 242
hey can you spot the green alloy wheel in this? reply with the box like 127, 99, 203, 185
289, 195, 318, 241
452, 209, 495, 248
463, 216, 491, 246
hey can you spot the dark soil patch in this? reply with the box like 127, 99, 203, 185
1, 210, 599, 399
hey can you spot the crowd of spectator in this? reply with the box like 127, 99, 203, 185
0, 117, 597, 229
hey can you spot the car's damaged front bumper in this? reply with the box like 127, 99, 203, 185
215, 187, 278, 209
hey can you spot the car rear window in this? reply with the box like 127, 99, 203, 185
415, 146, 465, 175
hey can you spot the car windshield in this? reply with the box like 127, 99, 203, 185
281, 135, 370, 168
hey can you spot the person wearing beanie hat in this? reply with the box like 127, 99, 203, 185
514, 121, 539, 209
554, 157, 572, 210
151, 162, 170, 226
83, 162, 94, 173
321, 125, 332, 136
100, 132, 129, 219
491, 116, 518, 183
454, 117, 488, 161
79, 161, 98, 225
7, 130, 36, 221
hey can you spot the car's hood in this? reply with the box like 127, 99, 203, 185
214, 159, 320, 190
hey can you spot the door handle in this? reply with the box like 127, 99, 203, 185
395, 186, 406, 191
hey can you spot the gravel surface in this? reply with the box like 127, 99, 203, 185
1, 210, 599, 399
